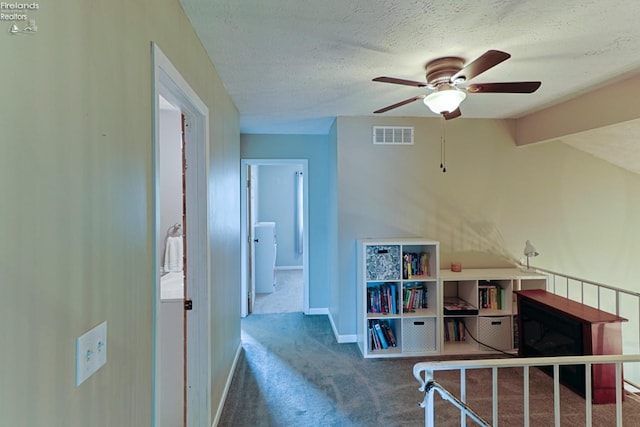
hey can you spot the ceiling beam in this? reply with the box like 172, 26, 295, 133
515, 72, 640, 146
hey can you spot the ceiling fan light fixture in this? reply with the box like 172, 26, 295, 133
423, 85, 466, 114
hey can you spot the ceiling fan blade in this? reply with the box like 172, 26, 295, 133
466, 81, 542, 93
442, 108, 462, 120
373, 95, 425, 114
452, 50, 511, 82
373, 76, 427, 87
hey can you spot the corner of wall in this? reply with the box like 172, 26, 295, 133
327, 309, 357, 344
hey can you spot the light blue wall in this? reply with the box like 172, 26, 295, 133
241, 133, 336, 311
258, 164, 302, 267
327, 121, 340, 331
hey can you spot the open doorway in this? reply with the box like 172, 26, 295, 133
152, 43, 210, 427
156, 94, 185, 427
240, 159, 309, 317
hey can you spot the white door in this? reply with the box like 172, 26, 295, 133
247, 165, 256, 313
153, 43, 210, 427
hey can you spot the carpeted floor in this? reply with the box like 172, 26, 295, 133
252, 269, 303, 314
218, 313, 640, 426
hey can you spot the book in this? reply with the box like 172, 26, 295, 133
372, 320, 388, 349
369, 327, 380, 350
421, 253, 428, 276
490, 287, 498, 308
444, 318, 466, 342
478, 282, 504, 310
367, 283, 398, 314
380, 320, 397, 347
402, 251, 430, 278
403, 284, 428, 312
390, 284, 397, 314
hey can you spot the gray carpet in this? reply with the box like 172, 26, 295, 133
218, 313, 640, 426
253, 269, 303, 314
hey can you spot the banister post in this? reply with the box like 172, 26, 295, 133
418, 368, 435, 427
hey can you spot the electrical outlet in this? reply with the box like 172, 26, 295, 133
75, 321, 107, 387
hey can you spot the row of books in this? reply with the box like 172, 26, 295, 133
444, 318, 467, 342
367, 283, 398, 314
402, 252, 430, 278
368, 319, 397, 350
478, 283, 504, 310
403, 285, 428, 312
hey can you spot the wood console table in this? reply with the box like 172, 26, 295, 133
515, 289, 627, 404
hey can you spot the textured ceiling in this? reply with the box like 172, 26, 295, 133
561, 118, 640, 175
178, 0, 640, 173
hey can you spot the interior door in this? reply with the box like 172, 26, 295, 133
247, 164, 256, 314
181, 113, 188, 426
154, 44, 210, 426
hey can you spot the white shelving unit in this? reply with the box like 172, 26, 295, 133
356, 238, 440, 358
440, 268, 547, 355
356, 238, 547, 359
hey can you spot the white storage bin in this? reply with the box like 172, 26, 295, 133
402, 317, 437, 353
477, 316, 512, 351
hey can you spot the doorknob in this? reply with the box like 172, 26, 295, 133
254, 239, 259, 243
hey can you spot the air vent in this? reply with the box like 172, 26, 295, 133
373, 126, 414, 145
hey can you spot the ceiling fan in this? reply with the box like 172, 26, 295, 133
373, 50, 541, 119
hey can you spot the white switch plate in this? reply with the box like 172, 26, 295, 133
75, 321, 107, 387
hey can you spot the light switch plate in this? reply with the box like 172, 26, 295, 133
75, 321, 107, 387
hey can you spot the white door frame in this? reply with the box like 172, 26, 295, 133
152, 43, 211, 427
240, 159, 309, 317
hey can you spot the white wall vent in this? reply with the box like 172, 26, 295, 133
373, 126, 414, 145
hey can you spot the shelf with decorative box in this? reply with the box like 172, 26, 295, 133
356, 238, 440, 358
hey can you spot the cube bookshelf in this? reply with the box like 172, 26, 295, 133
356, 238, 547, 358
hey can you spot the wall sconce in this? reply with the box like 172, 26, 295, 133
523, 240, 539, 270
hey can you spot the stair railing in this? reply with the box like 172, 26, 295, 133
533, 266, 640, 320
415, 354, 640, 427
422, 379, 491, 426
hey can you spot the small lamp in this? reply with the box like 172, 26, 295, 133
523, 240, 539, 270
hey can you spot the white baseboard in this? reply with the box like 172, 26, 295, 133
327, 310, 357, 344
212, 342, 242, 427
305, 308, 356, 343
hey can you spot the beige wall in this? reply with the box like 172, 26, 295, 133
0, 1, 240, 426
335, 115, 640, 335
516, 72, 640, 146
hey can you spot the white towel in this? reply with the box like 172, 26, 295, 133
163, 236, 184, 272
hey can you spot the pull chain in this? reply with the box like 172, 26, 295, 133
440, 115, 447, 173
